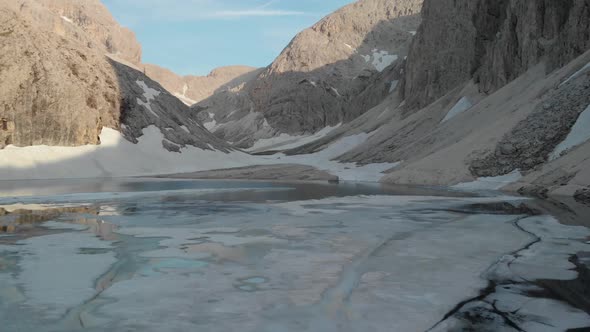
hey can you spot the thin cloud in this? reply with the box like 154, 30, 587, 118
105, 0, 309, 22
257, 0, 278, 9
208, 9, 306, 18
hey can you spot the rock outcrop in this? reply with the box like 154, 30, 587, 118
0, 1, 230, 152
0, 6, 120, 148
111, 60, 231, 152
403, 0, 590, 110
194, 0, 423, 148
10, 0, 142, 64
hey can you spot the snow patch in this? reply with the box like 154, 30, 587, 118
247, 124, 342, 153
203, 114, 218, 132
453, 170, 522, 191
330, 87, 341, 97
549, 104, 590, 160
136, 80, 161, 118
441, 97, 473, 123
365, 50, 398, 72
179, 125, 190, 134
389, 80, 399, 93
174, 84, 196, 106
259, 132, 399, 182
60, 16, 73, 23
560, 61, 590, 87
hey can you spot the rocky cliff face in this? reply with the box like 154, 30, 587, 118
0, 1, 229, 152
318, 0, 590, 198
194, 0, 423, 148
403, 0, 590, 110
10, 0, 142, 64
143, 64, 261, 106
0, 6, 120, 148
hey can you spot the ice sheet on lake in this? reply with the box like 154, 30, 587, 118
85, 195, 544, 331
0, 193, 587, 331
432, 214, 590, 331
14, 233, 115, 319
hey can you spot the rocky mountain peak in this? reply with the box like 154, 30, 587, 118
196, 0, 424, 148
267, 0, 423, 75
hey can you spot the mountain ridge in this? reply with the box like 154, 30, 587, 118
193, 0, 424, 149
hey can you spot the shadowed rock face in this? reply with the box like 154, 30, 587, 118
111, 60, 232, 152
193, 0, 424, 149
470, 73, 590, 177
404, 0, 590, 111
0, 3, 230, 152
575, 188, 590, 205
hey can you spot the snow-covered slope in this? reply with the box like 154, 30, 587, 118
0, 126, 249, 180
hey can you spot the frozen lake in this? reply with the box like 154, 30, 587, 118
0, 179, 589, 331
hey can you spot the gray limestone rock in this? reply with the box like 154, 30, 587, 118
192, 0, 424, 149
403, 0, 590, 111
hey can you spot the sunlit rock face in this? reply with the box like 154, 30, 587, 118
13, 0, 142, 64
143, 64, 262, 106
0, 5, 121, 148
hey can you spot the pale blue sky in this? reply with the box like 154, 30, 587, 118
102, 0, 355, 76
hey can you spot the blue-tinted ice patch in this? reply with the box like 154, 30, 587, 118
13, 232, 115, 319
442, 97, 473, 123
138, 258, 208, 277
243, 277, 268, 284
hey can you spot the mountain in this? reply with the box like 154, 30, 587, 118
0, 0, 238, 179
193, 0, 424, 149
286, 0, 590, 199
142, 64, 261, 106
